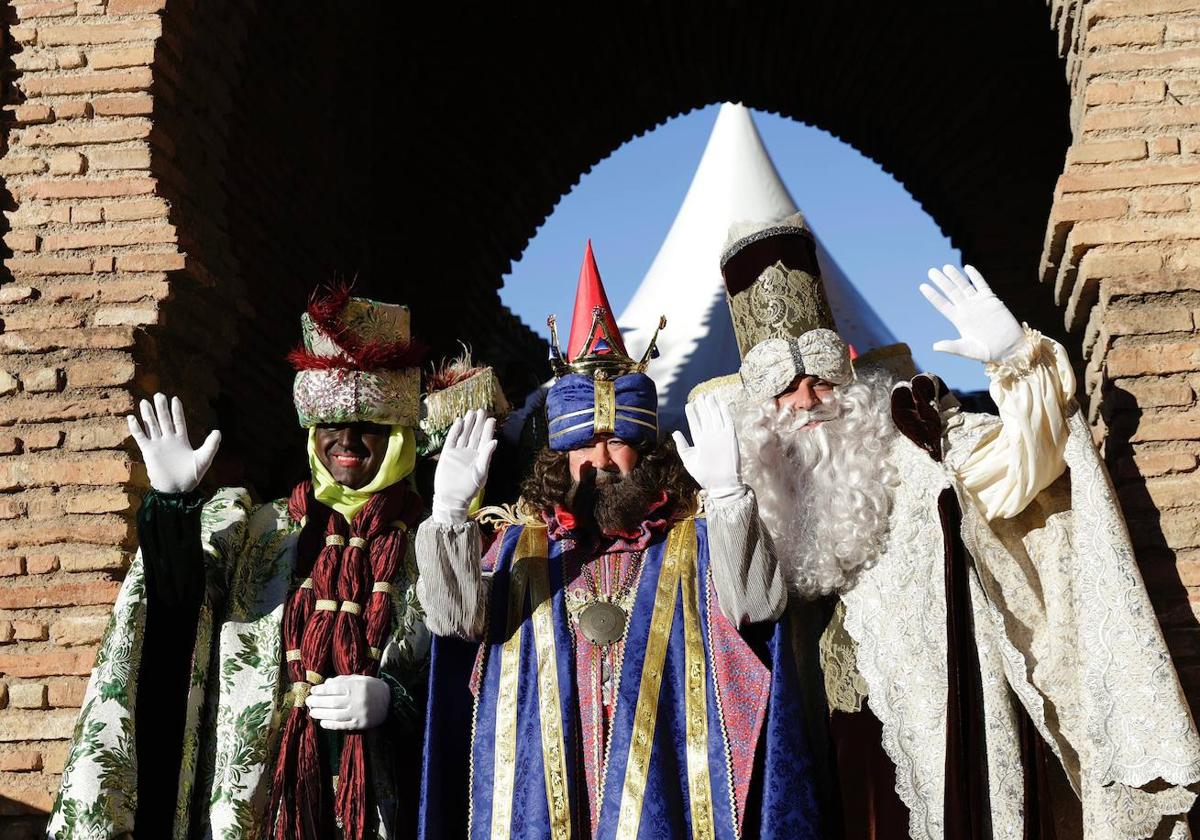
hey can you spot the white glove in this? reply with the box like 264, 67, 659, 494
304, 674, 390, 731
919, 264, 1026, 363
672, 394, 745, 505
126, 393, 221, 494
432, 409, 497, 526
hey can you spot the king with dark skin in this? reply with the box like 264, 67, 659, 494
314, 421, 391, 489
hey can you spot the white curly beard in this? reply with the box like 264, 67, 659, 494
735, 374, 899, 597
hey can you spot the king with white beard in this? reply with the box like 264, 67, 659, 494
694, 215, 1200, 840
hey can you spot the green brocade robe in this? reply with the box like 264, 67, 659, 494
47, 487, 429, 839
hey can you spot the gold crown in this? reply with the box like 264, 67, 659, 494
547, 306, 666, 380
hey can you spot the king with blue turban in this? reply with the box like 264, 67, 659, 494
415, 242, 827, 839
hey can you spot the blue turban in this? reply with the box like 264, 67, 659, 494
545, 372, 658, 451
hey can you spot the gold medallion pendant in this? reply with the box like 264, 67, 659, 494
579, 601, 627, 646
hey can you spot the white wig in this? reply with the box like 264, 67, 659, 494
735, 373, 899, 597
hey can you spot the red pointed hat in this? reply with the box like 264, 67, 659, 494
565, 240, 628, 361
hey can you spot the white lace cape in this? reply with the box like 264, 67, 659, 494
840, 412, 1200, 840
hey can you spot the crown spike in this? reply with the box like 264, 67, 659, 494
636, 315, 668, 370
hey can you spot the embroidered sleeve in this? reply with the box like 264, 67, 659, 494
414, 517, 489, 640
955, 328, 1076, 520
704, 488, 787, 626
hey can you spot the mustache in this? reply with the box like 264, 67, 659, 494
779, 398, 842, 429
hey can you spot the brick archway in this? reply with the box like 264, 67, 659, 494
1, 0, 1197, 831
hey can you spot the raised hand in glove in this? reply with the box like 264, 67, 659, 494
919, 264, 1026, 364
431, 409, 497, 526
304, 674, 390, 731
127, 393, 221, 494
672, 394, 746, 505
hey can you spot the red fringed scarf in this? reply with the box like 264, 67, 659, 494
269, 478, 424, 840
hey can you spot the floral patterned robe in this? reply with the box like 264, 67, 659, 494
46, 487, 429, 840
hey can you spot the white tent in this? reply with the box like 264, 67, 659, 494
618, 103, 900, 434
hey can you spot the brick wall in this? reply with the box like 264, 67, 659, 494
1041, 0, 1200, 703
0, 0, 1195, 835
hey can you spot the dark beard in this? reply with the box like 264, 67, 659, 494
568, 462, 663, 537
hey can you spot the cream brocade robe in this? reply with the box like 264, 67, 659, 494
832, 331, 1200, 840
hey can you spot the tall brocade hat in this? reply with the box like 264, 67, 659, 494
720, 214, 854, 402
419, 346, 510, 456
544, 241, 666, 452
288, 286, 423, 428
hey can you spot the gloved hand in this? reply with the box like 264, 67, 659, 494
919, 264, 1026, 363
432, 409, 497, 526
672, 394, 745, 505
304, 674, 390, 731
126, 393, 221, 494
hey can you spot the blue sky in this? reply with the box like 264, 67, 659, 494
500, 103, 990, 391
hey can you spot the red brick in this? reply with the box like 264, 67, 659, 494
70, 206, 103, 225
1, 307, 85, 331
1083, 105, 1200, 133
101, 197, 167, 221
1066, 138, 1147, 164
0, 498, 27, 520
8, 682, 47, 709
1151, 136, 1182, 156
47, 277, 167, 302
65, 356, 136, 388
37, 19, 161, 45
0, 624, 12, 644
0, 372, 18, 398
0, 327, 135, 353
11, 624, 47, 643
4, 256, 92, 275
1084, 80, 1166, 106
1087, 21, 1164, 49
50, 615, 107, 648
0, 156, 47, 176
108, 0, 166, 11
42, 224, 175, 251
14, 2, 77, 18
0, 751, 43, 772
1136, 193, 1189, 213
0, 581, 119, 610
0, 436, 20, 456
1054, 195, 1128, 222
0, 651, 95, 678
24, 554, 58, 575
0, 558, 25, 577
0, 287, 36, 305
3, 232, 39, 253
87, 147, 151, 171
56, 544, 126, 571
19, 176, 155, 200
22, 118, 151, 147
22, 428, 64, 451
0, 709, 82, 742
1131, 411, 1200, 443
19, 67, 153, 97
1166, 20, 1200, 42
91, 304, 158, 326
92, 255, 115, 272
23, 367, 63, 394
47, 677, 87, 708
1106, 341, 1200, 376
87, 44, 156, 70
114, 252, 184, 272
1085, 46, 1200, 77
53, 100, 92, 120
91, 93, 152, 116
1117, 450, 1198, 478
57, 48, 86, 69
1060, 162, 1200, 193
1121, 473, 1200, 509
0, 515, 130, 549
1114, 376, 1195, 407
0, 451, 134, 491
66, 418, 129, 451
11, 104, 52, 126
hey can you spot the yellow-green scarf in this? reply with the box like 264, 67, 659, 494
307, 425, 416, 522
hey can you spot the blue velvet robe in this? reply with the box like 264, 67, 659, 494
419, 518, 824, 839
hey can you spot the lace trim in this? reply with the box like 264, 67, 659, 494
983, 325, 1045, 385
